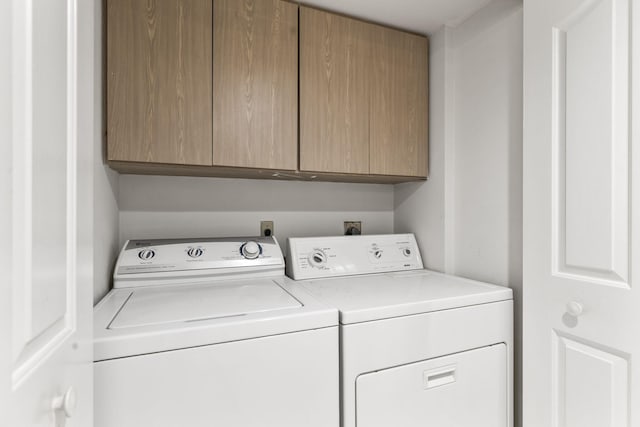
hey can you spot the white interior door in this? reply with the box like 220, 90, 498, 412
3, 0, 95, 425
523, 0, 639, 425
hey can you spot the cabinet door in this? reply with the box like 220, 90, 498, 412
213, 0, 298, 170
299, 7, 371, 174
107, 0, 213, 165
370, 28, 428, 177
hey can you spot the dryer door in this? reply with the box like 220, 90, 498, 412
356, 344, 507, 427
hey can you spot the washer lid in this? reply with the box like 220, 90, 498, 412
109, 279, 302, 329
299, 270, 513, 324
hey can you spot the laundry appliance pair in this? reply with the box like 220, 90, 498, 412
94, 234, 512, 427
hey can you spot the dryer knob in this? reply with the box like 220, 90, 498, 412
241, 241, 261, 259
308, 250, 327, 267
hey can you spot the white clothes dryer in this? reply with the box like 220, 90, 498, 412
94, 236, 338, 427
286, 234, 513, 427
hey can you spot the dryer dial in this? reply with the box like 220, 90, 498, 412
309, 250, 327, 267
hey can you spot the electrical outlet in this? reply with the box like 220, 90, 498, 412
261, 221, 274, 237
344, 221, 362, 235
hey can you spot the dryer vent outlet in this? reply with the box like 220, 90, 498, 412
344, 221, 362, 235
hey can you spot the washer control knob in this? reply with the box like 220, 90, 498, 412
241, 241, 261, 259
374, 250, 383, 259
309, 250, 327, 267
138, 249, 155, 260
187, 247, 204, 258
402, 248, 412, 257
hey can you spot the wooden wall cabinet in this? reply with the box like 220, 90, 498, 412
300, 7, 429, 179
107, 0, 213, 166
299, 7, 371, 175
370, 26, 429, 177
107, 0, 297, 171
107, 1, 428, 182
213, 0, 298, 171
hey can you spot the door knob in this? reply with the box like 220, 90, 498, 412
52, 386, 76, 418
566, 301, 583, 317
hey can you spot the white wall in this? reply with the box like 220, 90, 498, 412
395, 0, 522, 284
93, 1, 120, 304
451, 4, 523, 424
452, 0, 523, 288
394, 0, 523, 424
118, 175, 394, 253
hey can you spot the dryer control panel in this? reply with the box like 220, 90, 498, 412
114, 236, 284, 288
286, 234, 424, 280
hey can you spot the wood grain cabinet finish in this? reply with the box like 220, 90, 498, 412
213, 0, 298, 170
106, 1, 427, 182
300, 7, 371, 175
300, 7, 428, 178
107, 0, 213, 166
370, 27, 429, 177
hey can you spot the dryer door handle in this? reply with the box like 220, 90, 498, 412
423, 365, 457, 389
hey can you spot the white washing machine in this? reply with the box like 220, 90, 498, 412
286, 234, 513, 427
94, 236, 338, 427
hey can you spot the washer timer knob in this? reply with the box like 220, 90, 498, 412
138, 249, 155, 260
402, 248, 412, 257
241, 241, 262, 259
187, 247, 204, 258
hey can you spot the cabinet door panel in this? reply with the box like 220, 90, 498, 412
300, 7, 370, 174
370, 28, 428, 177
107, 0, 213, 165
213, 0, 298, 170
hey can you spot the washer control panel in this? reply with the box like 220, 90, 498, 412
115, 236, 282, 281
286, 234, 423, 280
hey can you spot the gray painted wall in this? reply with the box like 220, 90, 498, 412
118, 175, 394, 256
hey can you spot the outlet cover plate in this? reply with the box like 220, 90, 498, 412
261, 221, 274, 237
344, 221, 362, 235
